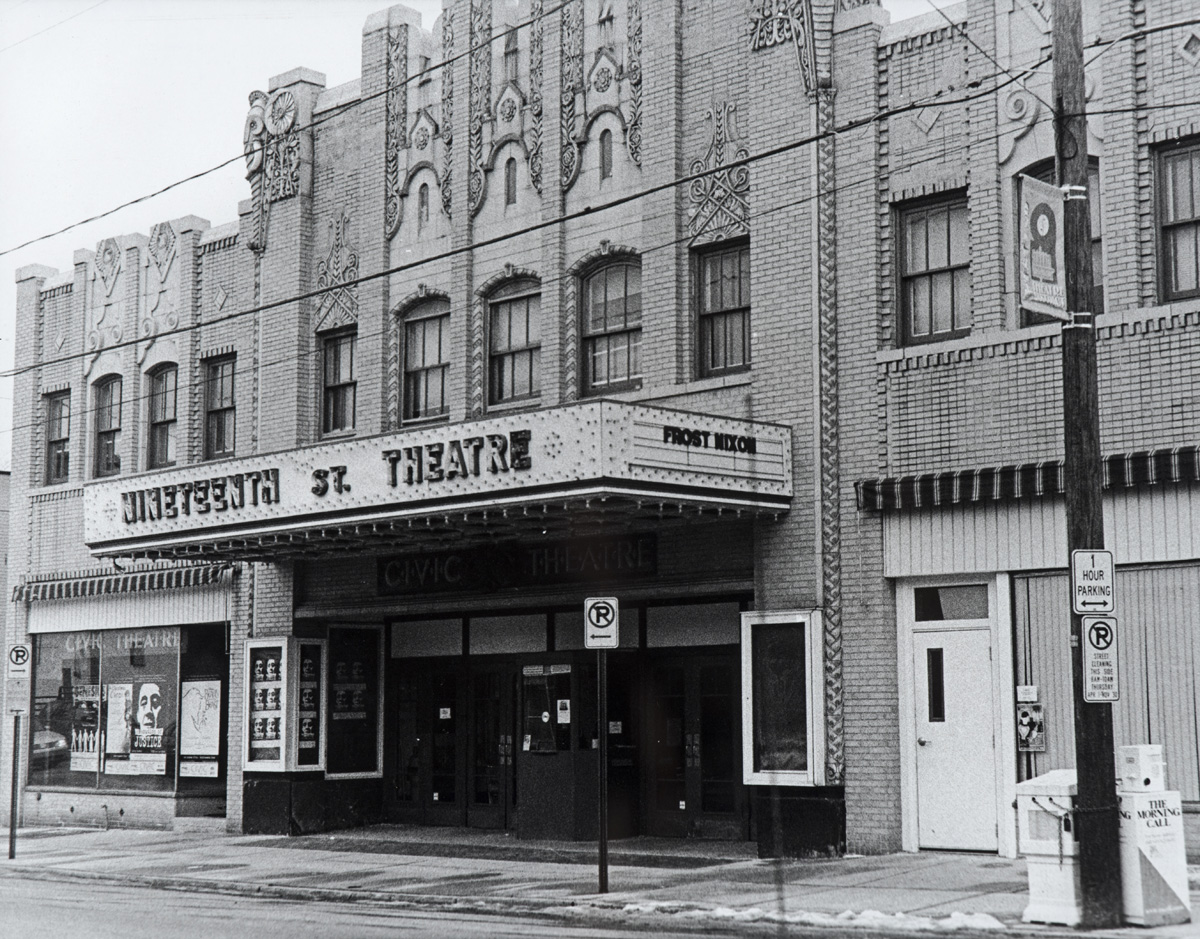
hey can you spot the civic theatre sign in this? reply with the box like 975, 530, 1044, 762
84, 401, 791, 555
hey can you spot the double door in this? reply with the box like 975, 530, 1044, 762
646, 652, 746, 839
389, 661, 518, 830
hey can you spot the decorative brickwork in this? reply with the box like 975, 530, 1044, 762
384, 24, 409, 239
528, 0, 544, 193
560, 0, 583, 192
749, 0, 817, 96
687, 102, 750, 244
625, 0, 642, 165
314, 213, 359, 331
440, 11, 454, 219
468, 0, 492, 217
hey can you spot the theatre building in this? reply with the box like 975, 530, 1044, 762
2, 0, 859, 851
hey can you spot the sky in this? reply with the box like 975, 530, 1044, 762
0, 0, 950, 474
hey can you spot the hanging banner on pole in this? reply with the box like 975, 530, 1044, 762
1019, 174, 1070, 321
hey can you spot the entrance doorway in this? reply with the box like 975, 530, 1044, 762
646, 652, 746, 839
898, 579, 1015, 854
387, 660, 519, 830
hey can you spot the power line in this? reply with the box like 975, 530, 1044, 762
0, 0, 109, 54
2, 111, 1054, 442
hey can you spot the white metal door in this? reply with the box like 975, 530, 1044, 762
912, 628, 998, 850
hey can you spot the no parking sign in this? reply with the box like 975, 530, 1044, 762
584, 597, 619, 649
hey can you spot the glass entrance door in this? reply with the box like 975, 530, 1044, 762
647, 652, 745, 839
467, 668, 517, 829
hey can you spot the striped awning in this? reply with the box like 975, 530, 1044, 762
13, 563, 230, 602
855, 444, 1200, 512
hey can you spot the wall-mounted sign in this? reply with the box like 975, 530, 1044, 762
83, 402, 792, 555
377, 534, 656, 596
1017, 702, 1045, 752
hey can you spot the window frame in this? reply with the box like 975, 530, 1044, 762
93, 375, 122, 478
321, 329, 358, 435
581, 260, 642, 395
204, 356, 236, 460
402, 300, 451, 422
694, 239, 751, 378
146, 364, 178, 470
504, 157, 518, 206
1158, 138, 1200, 302
897, 194, 971, 345
599, 128, 613, 181
488, 280, 542, 406
44, 390, 71, 485
739, 609, 825, 787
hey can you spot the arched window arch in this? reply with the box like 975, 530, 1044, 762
599, 128, 613, 181
403, 298, 451, 421
582, 260, 641, 394
488, 278, 541, 404
93, 374, 122, 477
505, 157, 518, 206
418, 183, 430, 230
147, 363, 178, 469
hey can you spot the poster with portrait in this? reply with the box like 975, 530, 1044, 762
1016, 702, 1046, 752
129, 677, 171, 774
180, 680, 221, 757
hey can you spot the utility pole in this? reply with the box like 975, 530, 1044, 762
1053, 0, 1122, 927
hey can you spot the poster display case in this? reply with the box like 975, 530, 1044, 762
243, 638, 326, 771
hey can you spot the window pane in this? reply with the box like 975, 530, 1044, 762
927, 208, 949, 269
906, 215, 927, 273
751, 622, 807, 772
739, 246, 751, 306
1169, 155, 1193, 223
953, 269, 971, 332
914, 584, 989, 621
1172, 225, 1199, 294
926, 648, 946, 722
932, 271, 953, 334
626, 265, 642, 320
31, 633, 101, 788
526, 296, 541, 342
949, 205, 969, 266
908, 277, 931, 337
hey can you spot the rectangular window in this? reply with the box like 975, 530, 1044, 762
404, 310, 450, 420
204, 357, 236, 459
740, 610, 824, 786
147, 366, 177, 469
29, 626, 226, 793
696, 242, 751, 377
93, 377, 122, 477
899, 197, 970, 343
323, 331, 357, 433
44, 391, 70, 484
489, 290, 541, 403
913, 584, 989, 621
1161, 141, 1200, 301
926, 648, 946, 722
326, 626, 383, 777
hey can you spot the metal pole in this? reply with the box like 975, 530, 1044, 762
597, 648, 609, 893
9, 713, 20, 860
1053, 0, 1122, 927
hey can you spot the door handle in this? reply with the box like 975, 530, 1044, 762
917, 737, 929, 746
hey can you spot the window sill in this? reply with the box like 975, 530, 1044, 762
320, 429, 357, 442
25, 785, 179, 798
485, 395, 541, 415
635, 371, 754, 403
400, 413, 450, 428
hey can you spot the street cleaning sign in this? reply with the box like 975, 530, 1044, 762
1083, 616, 1119, 703
1072, 549, 1114, 614
1019, 174, 1069, 321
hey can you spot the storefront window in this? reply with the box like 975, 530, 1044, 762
740, 610, 824, 786
30, 625, 226, 792
326, 627, 382, 776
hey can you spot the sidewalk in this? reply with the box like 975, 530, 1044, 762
1, 824, 1196, 937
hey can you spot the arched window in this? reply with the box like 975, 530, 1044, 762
505, 157, 518, 206
418, 183, 430, 230
93, 375, 122, 477
147, 364, 178, 468
489, 279, 541, 404
583, 261, 641, 393
403, 299, 451, 421
599, 129, 613, 181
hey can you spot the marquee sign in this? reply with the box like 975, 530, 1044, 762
83, 401, 791, 555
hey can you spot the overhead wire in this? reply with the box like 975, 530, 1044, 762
1, 109, 1058, 440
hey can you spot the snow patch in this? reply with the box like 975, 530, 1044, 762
622, 902, 1007, 931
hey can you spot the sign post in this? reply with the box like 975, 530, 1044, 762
584, 597, 618, 894
9, 712, 20, 860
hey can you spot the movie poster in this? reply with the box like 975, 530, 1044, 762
70, 683, 100, 772
180, 680, 221, 757
129, 678, 171, 774
104, 683, 133, 773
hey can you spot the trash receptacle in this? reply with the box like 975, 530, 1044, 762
1117, 745, 1191, 927
1016, 769, 1081, 926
